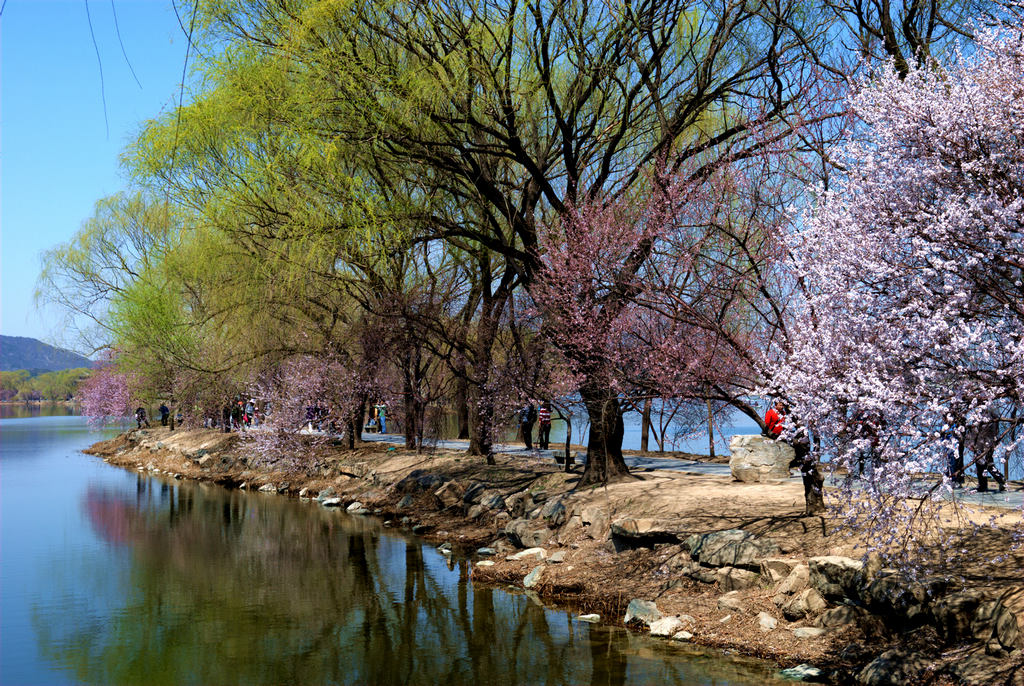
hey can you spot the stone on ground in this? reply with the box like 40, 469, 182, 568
758, 612, 778, 632
523, 565, 544, 588
728, 434, 795, 482
624, 599, 662, 626
649, 616, 687, 637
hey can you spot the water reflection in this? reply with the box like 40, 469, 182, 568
32, 476, 782, 686
0, 403, 80, 419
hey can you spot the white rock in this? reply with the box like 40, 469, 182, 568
792, 627, 826, 639
672, 630, 694, 641
758, 612, 778, 632
649, 616, 687, 637
577, 614, 601, 623
476, 560, 495, 567
321, 498, 343, 507
508, 547, 547, 561
346, 501, 364, 512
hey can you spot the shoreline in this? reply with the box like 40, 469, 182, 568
85, 427, 1024, 685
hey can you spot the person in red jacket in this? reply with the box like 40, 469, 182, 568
764, 400, 786, 438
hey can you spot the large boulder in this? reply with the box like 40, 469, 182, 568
776, 563, 810, 596
728, 435, 795, 483
396, 470, 449, 494
433, 481, 465, 509
782, 588, 828, 620
462, 482, 488, 505
580, 505, 610, 539
932, 589, 991, 642
857, 649, 930, 686
862, 570, 943, 625
504, 492, 535, 518
539, 499, 568, 527
760, 558, 800, 585
479, 491, 507, 511
717, 566, 761, 592
809, 556, 864, 601
685, 530, 780, 570
505, 518, 554, 548
610, 518, 683, 542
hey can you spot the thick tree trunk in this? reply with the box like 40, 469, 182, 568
578, 385, 632, 486
640, 397, 651, 452
792, 439, 825, 514
346, 396, 366, 450
455, 373, 470, 440
469, 389, 496, 464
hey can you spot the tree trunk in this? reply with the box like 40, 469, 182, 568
707, 399, 715, 459
577, 385, 631, 486
469, 388, 496, 463
640, 397, 651, 453
401, 349, 417, 450
793, 439, 825, 514
455, 372, 470, 440
346, 396, 366, 450
466, 309, 500, 459
563, 413, 574, 472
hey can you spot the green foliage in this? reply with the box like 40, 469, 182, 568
1, 368, 92, 402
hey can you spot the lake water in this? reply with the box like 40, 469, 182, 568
0, 413, 785, 685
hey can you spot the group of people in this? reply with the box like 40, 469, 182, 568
364, 402, 388, 433
763, 399, 1009, 493
217, 398, 267, 433
518, 401, 553, 451
134, 404, 183, 429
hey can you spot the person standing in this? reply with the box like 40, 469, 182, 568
159, 403, 170, 426
520, 403, 537, 450
537, 402, 552, 450
135, 407, 150, 429
375, 402, 387, 434
764, 399, 785, 438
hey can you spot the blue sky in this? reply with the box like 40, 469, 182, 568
2, 0, 186, 349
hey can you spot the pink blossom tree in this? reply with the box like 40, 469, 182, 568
242, 352, 368, 469
79, 360, 135, 428
783, 24, 1024, 567
530, 147, 817, 488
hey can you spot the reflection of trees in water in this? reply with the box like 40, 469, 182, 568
45, 476, 772, 685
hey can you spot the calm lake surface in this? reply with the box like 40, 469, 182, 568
0, 413, 784, 685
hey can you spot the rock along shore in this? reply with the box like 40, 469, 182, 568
86, 427, 1024, 685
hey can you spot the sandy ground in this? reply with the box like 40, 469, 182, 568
85, 426, 1024, 683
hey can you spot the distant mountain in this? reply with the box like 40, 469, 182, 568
0, 336, 93, 372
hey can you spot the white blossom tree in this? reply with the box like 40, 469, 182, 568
782, 24, 1024, 569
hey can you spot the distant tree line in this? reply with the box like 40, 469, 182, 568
0, 368, 92, 402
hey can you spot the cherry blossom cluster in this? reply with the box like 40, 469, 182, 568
242, 352, 368, 468
782, 25, 1024, 569
80, 362, 135, 428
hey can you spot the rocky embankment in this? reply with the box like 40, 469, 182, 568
87, 428, 1024, 685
